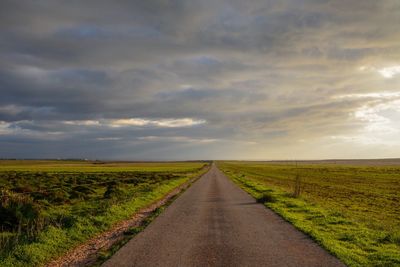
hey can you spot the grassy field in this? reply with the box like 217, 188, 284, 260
0, 160, 209, 266
217, 161, 400, 267
0, 160, 205, 172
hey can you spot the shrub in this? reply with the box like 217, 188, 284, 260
48, 189, 70, 204
256, 192, 276, 203
0, 190, 42, 232
103, 182, 124, 200
70, 185, 95, 199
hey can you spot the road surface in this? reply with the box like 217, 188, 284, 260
103, 164, 345, 267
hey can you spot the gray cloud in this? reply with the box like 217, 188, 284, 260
1, 0, 400, 159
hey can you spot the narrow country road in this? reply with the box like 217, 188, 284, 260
103, 164, 345, 267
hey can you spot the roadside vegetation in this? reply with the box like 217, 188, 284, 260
217, 161, 400, 267
0, 160, 208, 266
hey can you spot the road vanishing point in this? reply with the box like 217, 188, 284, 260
103, 164, 345, 267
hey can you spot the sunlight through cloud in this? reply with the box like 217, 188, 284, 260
378, 65, 400, 78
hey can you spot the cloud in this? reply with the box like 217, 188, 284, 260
378, 65, 400, 78
61, 118, 206, 128
0, 121, 12, 135
1, 0, 400, 159
63, 120, 100, 126
137, 136, 218, 144
110, 118, 205, 128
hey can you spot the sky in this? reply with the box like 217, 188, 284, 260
1, 0, 400, 160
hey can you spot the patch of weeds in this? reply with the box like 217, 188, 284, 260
103, 182, 125, 200
256, 192, 276, 203
123, 227, 142, 236
378, 231, 400, 245
58, 215, 76, 228
338, 232, 356, 242
326, 218, 349, 226
284, 201, 299, 208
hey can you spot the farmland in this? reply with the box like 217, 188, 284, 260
217, 161, 400, 267
0, 160, 209, 266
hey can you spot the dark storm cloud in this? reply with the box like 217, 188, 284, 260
1, 0, 400, 159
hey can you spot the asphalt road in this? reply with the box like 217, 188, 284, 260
103, 164, 345, 267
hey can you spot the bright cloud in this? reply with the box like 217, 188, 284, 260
110, 118, 206, 128
63, 120, 101, 126
0, 121, 12, 135
137, 136, 218, 143
96, 137, 122, 141
61, 118, 206, 128
378, 65, 400, 78
348, 99, 400, 145
334, 92, 400, 99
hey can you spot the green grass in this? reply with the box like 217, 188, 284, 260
0, 160, 209, 266
0, 160, 205, 172
217, 161, 400, 267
